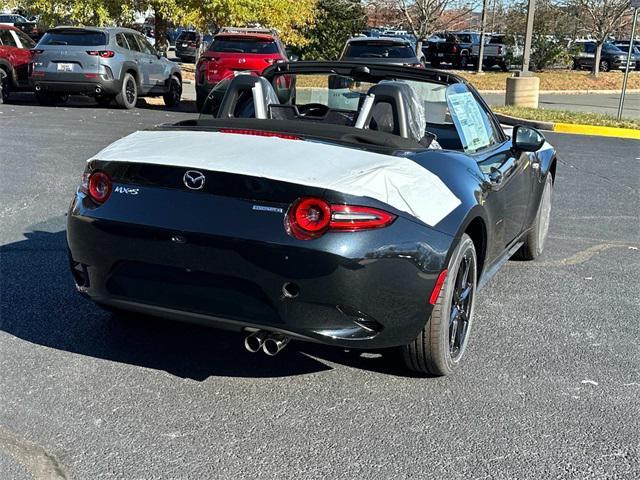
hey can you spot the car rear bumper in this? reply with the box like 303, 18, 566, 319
67, 194, 452, 349
176, 47, 197, 59
30, 75, 121, 95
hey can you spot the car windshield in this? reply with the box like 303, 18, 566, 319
177, 32, 198, 41
209, 37, 279, 54
39, 30, 106, 46
344, 42, 415, 59
196, 70, 492, 151
603, 43, 624, 53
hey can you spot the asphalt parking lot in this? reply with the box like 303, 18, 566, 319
1, 95, 639, 479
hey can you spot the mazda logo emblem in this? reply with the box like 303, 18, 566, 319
183, 170, 205, 190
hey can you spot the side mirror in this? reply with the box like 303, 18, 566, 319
513, 125, 545, 152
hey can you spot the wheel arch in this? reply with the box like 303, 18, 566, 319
0, 60, 16, 86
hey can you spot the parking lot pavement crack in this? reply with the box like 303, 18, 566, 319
557, 158, 639, 193
0, 425, 69, 480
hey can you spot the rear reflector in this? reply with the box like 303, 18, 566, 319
218, 128, 300, 140
286, 197, 396, 240
430, 269, 448, 305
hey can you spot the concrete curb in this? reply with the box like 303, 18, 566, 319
494, 113, 554, 130
495, 112, 640, 139
479, 89, 640, 95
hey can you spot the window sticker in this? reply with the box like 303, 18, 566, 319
447, 91, 491, 152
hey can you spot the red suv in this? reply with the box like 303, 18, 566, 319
196, 28, 289, 111
0, 24, 35, 102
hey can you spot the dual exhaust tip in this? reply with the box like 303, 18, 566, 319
244, 331, 289, 356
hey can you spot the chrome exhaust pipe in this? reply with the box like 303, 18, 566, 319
244, 331, 268, 353
262, 334, 289, 356
95, 86, 102, 94
34, 84, 41, 91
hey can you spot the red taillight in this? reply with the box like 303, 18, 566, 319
452, 45, 458, 53
429, 269, 448, 305
85, 171, 112, 204
31, 71, 45, 77
286, 197, 397, 240
497, 46, 503, 54
218, 128, 300, 140
86, 50, 115, 58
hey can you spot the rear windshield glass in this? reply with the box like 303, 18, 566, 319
177, 32, 198, 41
40, 31, 107, 46
209, 38, 279, 54
344, 42, 415, 59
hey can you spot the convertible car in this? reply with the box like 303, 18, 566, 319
67, 62, 556, 375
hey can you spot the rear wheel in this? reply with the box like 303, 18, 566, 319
515, 173, 553, 260
403, 234, 477, 376
115, 73, 137, 109
0, 70, 9, 103
599, 60, 610, 72
162, 75, 182, 107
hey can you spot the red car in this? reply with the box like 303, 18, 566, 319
196, 28, 290, 111
0, 24, 35, 102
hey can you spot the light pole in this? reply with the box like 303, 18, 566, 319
617, 3, 639, 120
477, 0, 489, 73
521, 0, 536, 74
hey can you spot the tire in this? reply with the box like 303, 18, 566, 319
500, 61, 510, 72
196, 92, 205, 113
572, 59, 579, 70
515, 173, 553, 260
95, 95, 114, 106
162, 75, 182, 107
599, 60, 610, 72
0, 70, 9, 103
115, 73, 138, 109
403, 233, 478, 376
459, 52, 470, 69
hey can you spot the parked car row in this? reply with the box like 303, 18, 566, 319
571, 40, 640, 72
0, 24, 182, 108
423, 31, 509, 71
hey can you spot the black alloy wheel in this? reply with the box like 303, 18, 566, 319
403, 233, 478, 375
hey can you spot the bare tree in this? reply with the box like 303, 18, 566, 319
396, 0, 478, 52
567, 0, 632, 76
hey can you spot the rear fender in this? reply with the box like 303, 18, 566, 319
119, 61, 140, 88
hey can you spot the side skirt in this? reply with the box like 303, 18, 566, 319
477, 240, 524, 292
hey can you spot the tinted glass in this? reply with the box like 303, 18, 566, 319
40, 31, 107, 46
0, 29, 17, 47
177, 32, 198, 41
603, 43, 623, 53
14, 28, 35, 48
209, 38, 279, 54
124, 33, 141, 52
344, 42, 415, 59
137, 35, 155, 54
116, 33, 129, 49
584, 43, 595, 54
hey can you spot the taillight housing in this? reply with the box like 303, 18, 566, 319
86, 50, 115, 58
81, 171, 112, 204
285, 197, 396, 240
452, 45, 458, 54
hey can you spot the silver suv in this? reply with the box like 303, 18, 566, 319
30, 27, 182, 108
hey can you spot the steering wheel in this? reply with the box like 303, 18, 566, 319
298, 103, 330, 118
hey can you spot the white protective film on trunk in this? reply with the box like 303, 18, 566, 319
89, 130, 462, 227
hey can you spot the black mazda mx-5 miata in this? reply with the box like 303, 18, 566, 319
67, 62, 556, 375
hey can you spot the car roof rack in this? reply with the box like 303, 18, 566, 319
218, 27, 279, 38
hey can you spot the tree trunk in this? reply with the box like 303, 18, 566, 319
591, 42, 603, 77
154, 8, 168, 57
416, 39, 423, 63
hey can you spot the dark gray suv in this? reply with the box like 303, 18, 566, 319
31, 27, 182, 108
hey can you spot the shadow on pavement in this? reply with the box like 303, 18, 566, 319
0, 219, 411, 381
3, 93, 197, 114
